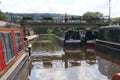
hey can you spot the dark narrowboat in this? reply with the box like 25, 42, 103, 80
64, 30, 81, 46
85, 30, 98, 47
96, 25, 120, 54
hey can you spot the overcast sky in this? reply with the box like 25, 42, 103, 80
0, 0, 120, 17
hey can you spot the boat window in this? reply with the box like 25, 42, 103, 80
14, 32, 22, 53
119, 31, 120, 42
65, 31, 81, 40
85, 30, 94, 40
104, 29, 109, 41
0, 32, 14, 64
98, 29, 105, 40
98, 28, 120, 43
109, 30, 120, 43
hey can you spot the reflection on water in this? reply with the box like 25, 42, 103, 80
27, 35, 120, 80
96, 52, 120, 79
31, 35, 63, 56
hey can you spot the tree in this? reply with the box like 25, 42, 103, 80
42, 16, 53, 23
111, 17, 120, 25
0, 11, 7, 21
83, 11, 103, 23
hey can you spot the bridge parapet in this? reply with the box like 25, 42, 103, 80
21, 16, 109, 28
21, 21, 109, 28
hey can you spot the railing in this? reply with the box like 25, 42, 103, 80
21, 16, 109, 25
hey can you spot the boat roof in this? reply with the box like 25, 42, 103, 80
0, 21, 21, 28
100, 25, 120, 29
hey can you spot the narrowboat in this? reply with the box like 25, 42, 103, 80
64, 29, 98, 47
85, 30, 98, 47
0, 21, 28, 80
96, 25, 120, 54
64, 30, 81, 46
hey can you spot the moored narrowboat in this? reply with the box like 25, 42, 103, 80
85, 30, 98, 47
96, 25, 120, 54
64, 30, 81, 46
0, 21, 28, 80
64, 29, 98, 47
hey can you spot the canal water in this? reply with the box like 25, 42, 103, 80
27, 35, 120, 80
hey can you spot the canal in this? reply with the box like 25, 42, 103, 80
26, 35, 120, 80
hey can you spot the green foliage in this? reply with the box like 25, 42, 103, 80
83, 11, 104, 23
17, 16, 33, 23
33, 28, 48, 34
33, 20, 41, 22
33, 27, 67, 37
42, 16, 54, 23
0, 11, 7, 21
83, 11, 103, 18
111, 17, 120, 25
16, 16, 23, 23
22, 16, 32, 20
47, 29, 54, 34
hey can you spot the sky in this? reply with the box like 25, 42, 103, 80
0, 0, 120, 17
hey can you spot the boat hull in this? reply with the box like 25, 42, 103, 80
87, 40, 96, 47
64, 40, 81, 46
96, 40, 120, 55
